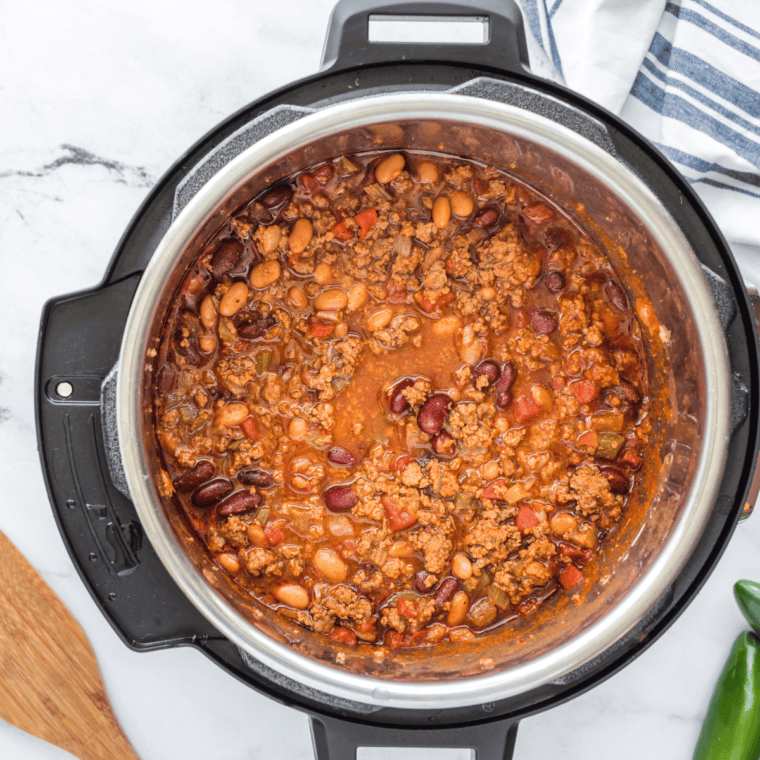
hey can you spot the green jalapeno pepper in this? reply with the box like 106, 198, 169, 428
693, 632, 760, 759
735, 580, 760, 632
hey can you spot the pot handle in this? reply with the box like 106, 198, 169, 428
741, 280, 760, 521
36, 280, 223, 650
321, 0, 530, 75
310, 713, 519, 759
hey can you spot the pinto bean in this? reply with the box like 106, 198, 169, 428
313, 548, 348, 582
447, 592, 469, 626
347, 283, 368, 312
451, 554, 473, 580
314, 262, 332, 285
216, 402, 249, 428
288, 286, 308, 309
417, 161, 439, 183
365, 308, 393, 332
450, 190, 474, 218
323, 484, 357, 512
432, 196, 451, 228
250, 260, 281, 289
375, 153, 405, 184
260, 225, 281, 253
238, 468, 275, 488
275, 583, 309, 609
211, 240, 243, 279
417, 393, 453, 435
174, 460, 215, 492
432, 315, 461, 336
473, 359, 501, 388
192, 478, 233, 508
314, 289, 348, 310
530, 310, 558, 334
327, 447, 357, 466
200, 295, 217, 329
389, 378, 416, 414
218, 553, 241, 574
289, 218, 313, 254
219, 281, 249, 317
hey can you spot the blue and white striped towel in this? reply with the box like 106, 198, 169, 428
518, 0, 760, 251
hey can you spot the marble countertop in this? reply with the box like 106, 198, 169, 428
3, 1, 760, 758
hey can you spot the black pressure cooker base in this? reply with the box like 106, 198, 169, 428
35, 1, 760, 756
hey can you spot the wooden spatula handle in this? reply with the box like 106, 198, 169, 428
0, 530, 139, 760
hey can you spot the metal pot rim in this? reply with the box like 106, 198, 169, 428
116, 91, 730, 709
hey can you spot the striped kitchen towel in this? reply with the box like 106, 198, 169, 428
517, 0, 760, 250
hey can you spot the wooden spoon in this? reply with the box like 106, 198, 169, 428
0, 530, 139, 760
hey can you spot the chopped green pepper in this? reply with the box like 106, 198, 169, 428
339, 156, 359, 174
693, 631, 760, 760
488, 584, 510, 610
595, 431, 625, 460
364, 183, 392, 202
254, 507, 270, 526
735, 580, 760, 632
256, 349, 273, 375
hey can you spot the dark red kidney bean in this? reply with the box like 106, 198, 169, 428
158, 364, 177, 394
530, 310, 558, 334
217, 490, 263, 516
323, 484, 357, 512
299, 172, 317, 193
495, 390, 513, 409
544, 227, 572, 249
473, 207, 499, 227
417, 393, 453, 435
600, 467, 630, 494
327, 447, 357, 467
414, 570, 431, 593
360, 562, 378, 575
389, 378, 416, 414
260, 184, 292, 208
432, 430, 457, 457
434, 578, 459, 607
192, 478, 233, 508
315, 164, 334, 183
545, 271, 565, 293
606, 281, 628, 311
474, 359, 501, 388
616, 380, 641, 405
211, 240, 243, 280
174, 460, 215, 492
238, 468, 275, 488
495, 362, 516, 394
236, 311, 277, 339
473, 177, 487, 196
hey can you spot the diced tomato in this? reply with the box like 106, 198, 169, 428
232, 340, 252, 353
516, 503, 540, 533
619, 448, 644, 470
308, 317, 334, 338
264, 525, 284, 546
382, 495, 417, 531
559, 565, 584, 589
354, 618, 377, 633
241, 416, 259, 440
514, 395, 542, 424
415, 293, 437, 313
577, 430, 599, 449
331, 221, 353, 243
570, 379, 600, 405
355, 208, 378, 239
551, 375, 566, 392
522, 203, 555, 225
406, 629, 427, 646
437, 292, 455, 307
481, 479, 508, 500
329, 626, 357, 645
397, 598, 418, 618
387, 280, 407, 304
394, 455, 412, 473
516, 597, 539, 616
386, 630, 405, 649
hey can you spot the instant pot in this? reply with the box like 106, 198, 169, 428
36, 1, 760, 757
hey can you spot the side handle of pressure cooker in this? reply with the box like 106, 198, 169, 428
36, 277, 223, 650
310, 713, 519, 760
741, 280, 760, 521
321, 0, 530, 74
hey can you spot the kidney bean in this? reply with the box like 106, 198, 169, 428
389, 378, 416, 414
545, 271, 565, 293
544, 227, 572, 249
327, 447, 357, 467
494, 390, 513, 409
323, 484, 357, 512
158, 364, 177, 394
606, 281, 629, 311
236, 310, 277, 339
192, 478, 233, 508
473, 207, 499, 227
473, 359, 501, 388
616, 380, 641, 405
432, 429, 457, 457
434, 577, 459, 608
238, 468, 275, 488
211, 240, 243, 280
530, 310, 558, 334
600, 466, 630, 494
174, 460, 215, 492
414, 570, 431, 593
217, 490, 263, 516
260, 184, 292, 208
418, 393, 453, 435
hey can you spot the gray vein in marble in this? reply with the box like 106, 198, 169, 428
0, 144, 155, 188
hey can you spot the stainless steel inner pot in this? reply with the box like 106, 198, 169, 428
116, 91, 730, 710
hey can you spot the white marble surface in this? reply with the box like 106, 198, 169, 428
2, 1, 760, 758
